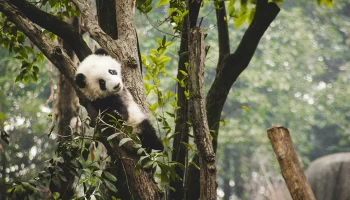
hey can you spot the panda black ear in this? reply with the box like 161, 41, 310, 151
75, 73, 86, 88
94, 48, 109, 56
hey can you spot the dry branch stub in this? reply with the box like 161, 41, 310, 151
267, 125, 316, 200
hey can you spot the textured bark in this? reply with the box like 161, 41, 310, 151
96, 0, 118, 40
56, 20, 80, 140
267, 125, 316, 200
306, 153, 350, 200
11, 0, 91, 61
53, 27, 80, 198
101, 130, 163, 200
188, 27, 217, 200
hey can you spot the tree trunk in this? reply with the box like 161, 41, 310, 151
51, 17, 80, 198
188, 27, 217, 200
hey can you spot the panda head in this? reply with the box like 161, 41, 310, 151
75, 49, 123, 100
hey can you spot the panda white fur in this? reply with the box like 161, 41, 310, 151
75, 49, 164, 151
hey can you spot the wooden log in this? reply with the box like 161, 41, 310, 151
267, 125, 315, 200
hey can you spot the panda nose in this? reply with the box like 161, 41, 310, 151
114, 83, 120, 90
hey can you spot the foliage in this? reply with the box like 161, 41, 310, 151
0, 47, 56, 199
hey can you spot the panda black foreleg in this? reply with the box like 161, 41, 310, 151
136, 119, 164, 151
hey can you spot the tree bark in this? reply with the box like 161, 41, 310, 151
267, 125, 316, 200
52, 33, 80, 199
101, 132, 163, 200
188, 27, 217, 200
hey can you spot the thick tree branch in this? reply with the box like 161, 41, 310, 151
206, 0, 280, 152
188, 27, 217, 200
11, 0, 91, 61
216, 1, 230, 67
72, 0, 137, 67
267, 125, 316, 200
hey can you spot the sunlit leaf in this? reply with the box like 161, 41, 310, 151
156, 0, 170, 8
119, 138, 133, 147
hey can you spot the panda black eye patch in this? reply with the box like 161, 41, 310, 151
108, 69, 118, 75
99, 79, 106, 90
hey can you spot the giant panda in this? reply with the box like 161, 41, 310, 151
75, 49, 164, 151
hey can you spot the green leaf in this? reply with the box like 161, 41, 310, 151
143, 160, 154, 169
158, 56, 171, 64
149, 102, 158, 112
162, 35, 166, 46
103, 171, 117, 182
220, 119, 226, 126
21, 182, 35, 194
144, 5, 152, 13
234, 10, 248, 28
156, 0, 170, 8
52, 192, 60, 200
107, 132, 121, 141
179, 70, 188, 77
119, 138, 133, 147
31, 73, 38, 82
33, 66, 40, 73
104, 179, 118, 193
23, 75, 30, 84
149, 53, 158, 64
248, 7, 255, 24
189, 161, 200, 170
166, 112, 175, 118
242, 105, 250, 111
